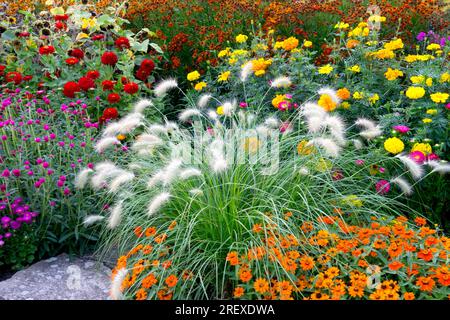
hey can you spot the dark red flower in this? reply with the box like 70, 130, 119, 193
78, 76, 96, 91
54, 14, 69, 21
136, 68, 150, 81
39, 45, 55, 55
18, 32, 30, 37
121, 77, 129, 85
5, 72, 22, 85
123, 82, 139, 95
86, 70, 100, 80
91, 34, 105, 41
101, 51, 118, 66
107, 93, 121, 104
55, 21, 67, 30
102, 107, 119, 120
140, 59, 155, 73
23, 75, 33, 81
0, 65, 5, 76
102, 80, 115, 91
65, 57, 79, 65
115, 37, 130, 50
63, 81, 80, 98
69, 48, 84, 59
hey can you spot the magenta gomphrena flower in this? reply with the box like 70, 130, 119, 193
427, 153, 440, 161
355, 159, 365, 166
63, 188, 71, 195
12, 169, 21, 177
409, 150, 426, 164
239, 102, 248, 108
393, 125, 409, 134
375, 179, 391, 195
379, 167, 385, 173
445, 103, 450, 110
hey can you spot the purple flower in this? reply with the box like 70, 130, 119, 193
416, 32, 427, 42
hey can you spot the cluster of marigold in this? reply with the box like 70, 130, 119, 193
226, 213, 450, 300
111, 221, 189, 300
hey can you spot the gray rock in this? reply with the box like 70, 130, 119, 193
0, 254, 112, 300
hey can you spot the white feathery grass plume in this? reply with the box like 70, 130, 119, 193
95, 161, 116, 172
324, 115, 346, 145
207, 110, 218, 120
306, 116, 324, 133
307, 138, 341, 158
180, 168, 202, 180
318, 87, 341, 104
355, 118, 377, 130
133, 99, 153, 114
298, 167, 309, 175
95, 136, 120, 153
147, 192, 171, 216
179, 108, 201, 122
189, 188, 203, 196
240, 61, 253, 82
102, 121, 122, 137
197, 94, 212, 108
353, 139, 364, 150
117, 113, 143, 134
396, 154, 424, 180
148, 124, 167, 135
83, 215, 105, 226
108, 201, 123, 229
147, 171, 165, 188
165, 121, 178, 133
209, 139, 228, 173
110, 268, 128, 300
256, 125, 270, 136
91, 164, 122, 190
271, 76, 292, 88
109, 171, 135, 193
162, 158, 183, 186
391, 177, 413, 195
74, 168, 93, 189
213, 159, 228, 173
427, 161, 450, 174
132, 134, 163, 151
264, 117, 279, 128
154, 79, 178, 97
221, 101, 236, 117
302, 102, 326, 119
359, 126, 383, 140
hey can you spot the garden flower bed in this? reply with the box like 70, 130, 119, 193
0, 0, 449, 303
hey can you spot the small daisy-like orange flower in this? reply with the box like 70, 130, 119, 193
226, 251, 239, 266
310, 291, 330, 300
348, 285, 364, 298
134, 226, 143, 237
165, 274, 178, 288
254, 278, 270, 294
168, 220, 177, 230
135, 288, 148, 300
300, 256, 315, 270
252, 223, 263, 233
417, 248, 434, 261
145, 226, 157, 237
234, 287, 245, 298
300, 221, 314, 233
435, 266, 450, 286
388, 261, 404, 271
416, 276, 435, 292
414, 217, 427, 226
239, 268, 252, 282
141, 273, 158, 289
403, 292, 415, 300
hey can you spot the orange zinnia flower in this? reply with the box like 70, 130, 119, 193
300, 256, 315, 270
234, 287, 245, 298
416, 276, 435, 292
165, 274, 178, 288
135, 288, 148, 300
417, 248, 433, 261
142, 273, 158, 289
239, 268, 253, 282
254, 278, 270, 294
388, 261, 404, 271
226, 251, 239, 266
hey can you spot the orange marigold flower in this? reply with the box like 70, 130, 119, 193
254, 278, 270, 294
165, 274, 178, 288
337, 88, 351, 100
234, 286, 245, 298
416, 276, 435, 292
300, 256, 315, 270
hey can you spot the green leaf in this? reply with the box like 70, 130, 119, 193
149, 42, 164, 54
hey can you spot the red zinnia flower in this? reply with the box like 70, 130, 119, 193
39, 45, 55, 55
140, 59, 155, 73
101, 51, 118, 66
86, 70, 100, 80
65, 57, 79, 65
69, 48, 84, 59
135, 68, 150, 81
123, 82, 139, 95
102, 107, 119, 120
63, 81, 80, 98
101, 80, 115, 91
91, 34, 105, 41
54, 14, 69, 21
5, 72, 23, 85
24, 75, 33, 81
0, 65, 5, 76
107, 93, 121, 104
78, 76, 95, 91
55, 21, 67, 30
115, 37, 130, 49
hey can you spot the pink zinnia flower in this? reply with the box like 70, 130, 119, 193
375, 179, 390, 194
393, 125, 410, 134
409, 151, 425, 164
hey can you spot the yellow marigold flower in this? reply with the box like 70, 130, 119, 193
346, 39, 360, 49
384, 38, 403, 51
425, 77, 433, 87
187, 70, 201, 82
218, 48, 230, 58
272, 94, 286, 108
216, 106, 224, 115
426, 109, 437, 115
251, 58, 272, 76
384, 137, 404, 154
422, 118, 432, 123
217, 71, 231, 82
334, 21, 349, 29
348, 65, 361, 73
235, 34, 248, 43
411, 143, 432, 155
410, 75, 425, 84
405, 86, 425, 99
404, 54, 434, 63
318, 94, 337, 112
81, 17, 97, 29
426, 43, 441, 51
439, 72, 450, 83
116, 134, 126, 141
384, 68, 403, 81
369, 49, 395, 59
430, 92, 449, 103
254, 70, 266, 76
368, 15, 386, 23
274, 41, 284, 50
228, 57, 237, 65
369, 93, 379, 104
303, 40, 312, 48
353, 91, 364, 99
231, 49, 248, 57
282, 37, 299, 51
341, 101, 351, 109
318, 64, 333, 75
194, 81, 207, 91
